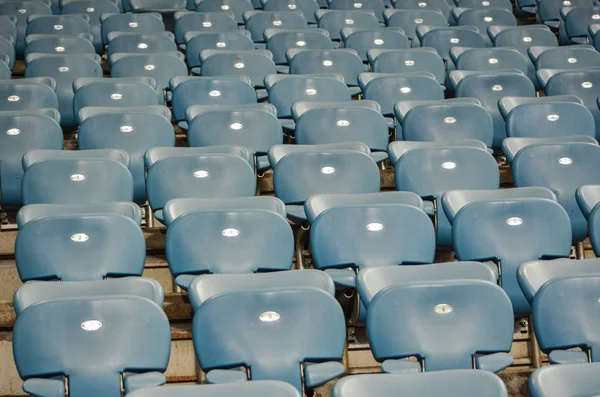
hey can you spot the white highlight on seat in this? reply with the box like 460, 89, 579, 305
414, 18, 424, 23
203, 21, 213, 27
230, 123, 243, 130
400, 87, 411, 93
374, 39, 384, 45
492, 84, 503, 91
522, 36, 532, 42
418, 2, 427, 6
54, 24, 64, 30
58, 66, 69, 72
488, 58, 498, 64
296, 40, 306, 46
323, 60, 333, 66
144, 64, 155, 71
18, 9, 26, 13
273, 20, 282, 26
444, 117, 456, 124
260, 311, 280, 322
209, 90, 222, 97
138, 43, 148, 49
222, 228, 240, 237
8, 95, 20, 102
482, 1, 490, 5
434, 304, 453, 314
111, 93, 123, 100
450, 37, 460, 43
547, 114, 559, 121
354, 2, 362, 7
405, 60, 415, 66
120, 126, 133, 132
70, 174, 86, 182
582, 82, 593, 88
194, 170, 210, 178
7, 128, 20, 136
442, 161, 456, 169
55, 46, 65, 52
336, 120, 350, 126
306, 88, 317, 95
366, 222, 384, 231
562, 0, 571, 5
86, 7, 95, 12
221, 5, 230, 10
484, 16, 493, 22
559, 157, 572, 165
216, 41, 227, 47
593, 14, 600, 19
345, 19, 355, 24
129, 22, 139, 27
506, 217, 523, 226
234, 62, 245, 68
321, 166, 335, 174
71, 233, 89, 242
288, 3, 297, 8
81, 320, 102, 331
568, 57, 577, 63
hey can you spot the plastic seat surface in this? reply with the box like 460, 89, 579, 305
529, 362, 600, 397
174, 12, 238, 44
265, 29, 334, 65
316, 10, 380, 41
16, 202, 142, 227
127, 381, 302, 397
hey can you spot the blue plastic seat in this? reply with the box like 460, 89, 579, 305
530, 362, 600, 397
328, 0, 386, 22
270, 143, 380, 222
78, 111, 175, 203
456, 0, 512, 8
261, 0, 320, 23
502, 136, 598, 164
537, 0, 592, 31
395, 98, 494, 145
127, 0, 187, 30
417, 26, 487, 71
17, 201, 143, 227
446, 191, 572, 315
174, 11, 238, 45
60, 0, 121, 53
195, 0, 253, 24
265, 28, 334, 66
540, 70, 600, 139
359, 72, 444, 117
106, 32, 177, 58
26, 15, 91, 37
530, 45, 600, 72
564, 6, 600, 44
193, 287, 346, 391
383, 10, 448, 47
293, 101, 389, 159
450, 70, 536, 149
145, 146, 256, 220
391, 142, 499, 246
315, 10, 380, 41
110, 52, 188, 94
264, 74, 351, 122
14, 276, 161, 316
451, 47, 528, 76
287, 49, 364, 94
244, 11, 308, 43
0, 108, 60, 124
453, 8, 517, 45
368, 48, 445, 84
341, 28, 410, 62
128, 381, 302, 397
24, 35, 96, 58
0, 114, 63, 207
0, 78, 58, 112
0, 16, 17, 46
13, 296, 171, 397
501, 97, 595, 139
368, 280, 514, 372
101, 13, 166, 45
391, 0, 452, 24
0, 0, 52, 56
171, 76, 257, 122
21, 149, 134, 205
24, 54, 102, 128
166, 206, 293, 280
333, 371, 508, 397
184, 30, 254, 72
77, 105, 172, 124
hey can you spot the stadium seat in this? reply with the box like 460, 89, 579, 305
106, 32, 177, 59
529, 362, 600, 397
16, 201, 143, 227
539, 70, 600, 139
368, 280, 513, 372
26, 14, 90, 37
0, 78, 58, 112
24, 35, 96, 58
184, 30, 254, 73
390, 141, 499, 246
24, 54, 102, 128
77, 105, 172, 124
0, 0, 52, 57
563, 6, 600, 44
450, 70, 535, 149
417, 26, 487, 71
537, 0, 591, 32
452, 8, 517, 45
293, 101, 389, 161
0, 108, 60, 124
383, 9, 448, 47
100, 13, 166, 45
341, 28, 410, 62
391, 0, 452, 24
195, 0, 253, 24
127, 381, 302, 397
243, 11, 308, 43
265, 28, 334, 67
315, 10, 380, 41
174, 11, 238, 45
395, 98, 494, 145
193, 287, 346, 391
367, 48, 445, 84
446, 190, 572, 315
21, 149, 134, 205
456, 0, 512, 8
502, 135, 598, 163
0, 16, 17, 46
171, 76, 257, 122
60, 0, 121, 53
145, 146, 256, 220
13, 296, 171, 397
529, 45, 600, 72
450, 47, 528, 76
577, 185, 600, 255
110, 52, 188, 94
328, 0, 386, 22
359, 73, 444, 118
0, 113, 63, 207
332, 371, 508, 397
127, 0, 187, 29
261, 0, 321, 23
500, 96, 595, 138
166, 201, 294, 282
269, 143, 380, 222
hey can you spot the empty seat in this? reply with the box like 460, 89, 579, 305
24, 35, 96, 57
265, 28, 334, 66
24, 54, 102, 128
26, 15, 90, 37
341, 28, 410, 62
0, 0, 52, 57
145, 146, 256, 220
368, 280, 513, 372
417, 26, 487, 71
451, 47, 528, 76
193, 288, 346, 391
184, 30, 254, 72
174, 11, 238, 45
127, 0, 187, 30
329, 0, 385, 22
77, 105, 172, 124
0, 113, 63, 207
529, 362, 600, 397
333, 371, 508, 397
110, 52, 188, 94
13, 296, 170, 397
195, 0, 253, 24
564, 6, 600, 44
391, 0, 452, 24
456, 0, 512, 8
315, 10, 380, 41
171, 76, 257, 122
101, 13, 166, 45
383, 10, 448, 47
530, 45, 600, 72
395, 98, 494, 145
499, 96, 596, 138
453, 8, 517, 45
359, 73, 444, 117
60, 0, 121, 52
128, 381, 302, 397
0, 108, 60, 124
502, 136, 599, 164
270, 143, 380, 222
21, 149, 134, 205
537, 0, 592, 31
391, 141, 499, 246
368, 48, 445, 84
0, 16, 17, 46
0, 78, 58, 112
577, 185, 600, 254
244, 11, 308, 43
261, 0, 320, 23
450, 70, 536, 149
17, 201, 143, 227
106, 32, 177, 58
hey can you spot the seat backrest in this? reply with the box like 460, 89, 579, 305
244, 11, 307, 42
26, 15, 90, 36
342, 28, 410, 62
185, 31, 254, 68
391, 0, 451, 22
538, 0, 592, 23
310, 203, 436, 270
174, 11, 238, 44
529, 362, 600, 397
193, 288, 346, 391
565, 6, 600, 40
384, 10, 448, 42
369, 48, 444, 84
368, 280, 514, 371
201, 50, 277, 88
455, 8, 517, 41
0, 79, 58, 111
13, 296, 170, 397
544, 70, 600, 110
534, 45, 600, 70
316, 10, 379, 40
262, 0, 320, 23
16, 202, 142, 227
110, 52, 188, 91
419, 27, 487, 64
24, 35, 96, 57
493, 26, 558, 55
513, 142, 600, 243
453, 47, 527, 74
0, 16, 17, 46
101, 13, 165, 44
453, 198, 573, 315
0, 0, 52, 56
195, 0, 254, 24
288, 49, 364, 87
60, 0, 120, 26
107, 32, 177, 58
265, 29, 333, 64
